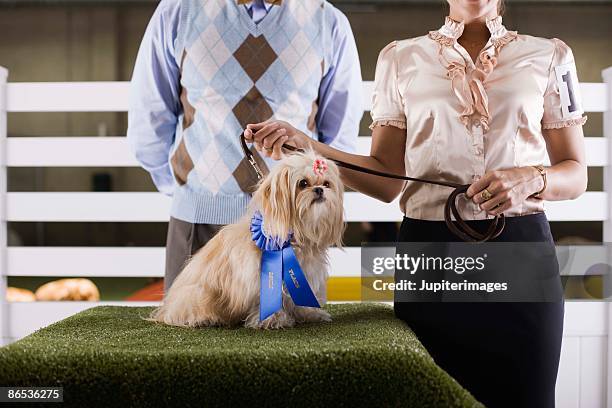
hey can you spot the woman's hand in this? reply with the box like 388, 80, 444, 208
243, 120, 309, 160
466, 167, 544, 216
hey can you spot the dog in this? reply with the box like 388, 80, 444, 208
150, 150, 344, 329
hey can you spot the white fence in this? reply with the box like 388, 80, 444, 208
1, 66, 612, 407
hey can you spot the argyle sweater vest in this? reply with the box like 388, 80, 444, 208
170, 0, 332, 224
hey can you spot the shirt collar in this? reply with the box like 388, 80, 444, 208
437, 16, 511, 42
432, 16, 517, 48
237, 0, 281, 10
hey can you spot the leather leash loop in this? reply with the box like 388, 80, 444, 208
240, 133, 505, 242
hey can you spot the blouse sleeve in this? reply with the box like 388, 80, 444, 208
541, 38, 588, 130
369, 41, 407, 130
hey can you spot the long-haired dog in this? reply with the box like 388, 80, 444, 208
151, 150, 344, 329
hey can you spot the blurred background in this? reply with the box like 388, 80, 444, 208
1, 0, 611, 300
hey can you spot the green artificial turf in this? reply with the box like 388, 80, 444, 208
0, 304, 482, 408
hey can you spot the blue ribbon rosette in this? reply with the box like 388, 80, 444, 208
250, 211, 320, 321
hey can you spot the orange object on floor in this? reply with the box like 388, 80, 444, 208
125, 280, 164, 301
124, 278, 361, 302
35, 278, 100, 301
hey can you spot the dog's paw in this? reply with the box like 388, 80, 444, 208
246, 310, 296, 330
296, 308, 332, 323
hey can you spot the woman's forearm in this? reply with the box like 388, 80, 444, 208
539, 160, 587, 201
246, 122, 407, 202
540, 126, 588, 201
301, 137, 406, 203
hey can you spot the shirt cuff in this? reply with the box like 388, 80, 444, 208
542, 115, 588, 130
149, 163, 175, 196
369, 118, 407, 130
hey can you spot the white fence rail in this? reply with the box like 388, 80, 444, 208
6, 136, 610, 167
1, 68, 612, 408
6, 81, 610, 114
3, 191, 607, 222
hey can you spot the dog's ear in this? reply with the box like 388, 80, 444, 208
327, 180, 345, 249
323, 164, 345, 249
258, 166, 293, 239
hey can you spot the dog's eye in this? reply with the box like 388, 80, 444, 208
323, 181, 330, 188
298, 179, 309, 189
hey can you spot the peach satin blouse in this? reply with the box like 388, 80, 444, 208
370, 16, 587, 221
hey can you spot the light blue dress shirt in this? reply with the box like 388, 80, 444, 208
128, 0, 363, 196
246, 0, 271, 24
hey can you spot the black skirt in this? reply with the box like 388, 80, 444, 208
394, 213, 563, 408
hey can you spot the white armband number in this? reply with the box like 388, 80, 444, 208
554, 62, 582, 119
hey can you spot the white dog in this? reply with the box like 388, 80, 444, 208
151, 150, 344, 329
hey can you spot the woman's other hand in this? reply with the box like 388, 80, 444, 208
244, 121, 309, 160
467, 167, 544, 216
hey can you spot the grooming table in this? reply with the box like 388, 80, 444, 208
0, 304, 482, 407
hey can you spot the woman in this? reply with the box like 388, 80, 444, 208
245, 0, 587, 406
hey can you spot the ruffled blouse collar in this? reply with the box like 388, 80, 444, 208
427, 16, 518, 132
430, 16, 517, 48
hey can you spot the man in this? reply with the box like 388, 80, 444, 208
127, 0, 362, 291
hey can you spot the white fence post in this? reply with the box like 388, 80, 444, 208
0, 66, 8, 345
602, 66, 612, 408
604, 67, 612, 243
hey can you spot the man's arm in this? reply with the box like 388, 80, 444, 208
127, 0, 181, 196
315, 6, 363, 153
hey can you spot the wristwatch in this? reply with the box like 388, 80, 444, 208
531, 165, 547, 199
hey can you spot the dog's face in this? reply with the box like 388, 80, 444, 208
252, 150, 344, 250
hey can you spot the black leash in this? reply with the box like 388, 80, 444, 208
240, 134, 505, 242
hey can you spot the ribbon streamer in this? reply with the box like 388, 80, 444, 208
250, 211, 320, 321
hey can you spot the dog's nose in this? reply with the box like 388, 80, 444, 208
313, 187, 324, 197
